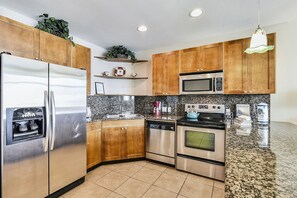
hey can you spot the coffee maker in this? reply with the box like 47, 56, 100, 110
153, 101, 161, 116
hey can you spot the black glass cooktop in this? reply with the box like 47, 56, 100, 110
177, 113, 225, 129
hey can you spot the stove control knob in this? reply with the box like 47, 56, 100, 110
213, 106, 216, 109
218, 106, 221, 109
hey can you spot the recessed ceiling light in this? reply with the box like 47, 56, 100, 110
189, 8, 203, 18
137, 25, 148, 32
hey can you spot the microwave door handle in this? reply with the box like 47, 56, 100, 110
213, 78, 216, 92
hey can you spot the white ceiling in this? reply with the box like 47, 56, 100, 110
1, 0, 297, 52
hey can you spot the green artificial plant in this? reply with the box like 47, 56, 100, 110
35, 14, 75, 46
106, 45, 137, 62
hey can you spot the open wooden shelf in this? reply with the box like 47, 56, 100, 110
94, 75, 148, 80
94, 56, 148, 63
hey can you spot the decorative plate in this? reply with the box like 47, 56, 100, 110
114, 67, 126, 76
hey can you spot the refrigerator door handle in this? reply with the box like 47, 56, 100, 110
44, 91, 50, 152
50, 91, 56, 150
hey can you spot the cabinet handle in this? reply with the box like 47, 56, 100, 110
249, 91, 252, 93
35, 57, 39, 60
244, 91, 247, 93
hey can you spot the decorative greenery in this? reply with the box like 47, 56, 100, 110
35, 14, 75, 46
106, 45, 137, 62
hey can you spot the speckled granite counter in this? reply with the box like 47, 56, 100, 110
144, 114, 182, 122
87, 114, 144, 122
225, 122, 297, 198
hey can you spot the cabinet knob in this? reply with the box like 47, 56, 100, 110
244, 91, 247, 93
35, 57, 38, 60
201, 68, 204, 71
41, 59, 44, 61
197, 69, 199, 71
249, 91, 252, 93
79, 67, 86, 70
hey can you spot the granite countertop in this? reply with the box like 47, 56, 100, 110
225, 122, 297, 198
144, 114, 183, 122
87, 114, 182, 123
87, 114, 145, 122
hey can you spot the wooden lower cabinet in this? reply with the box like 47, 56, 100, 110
102, 119, 145, 162
86, 121, 102, 169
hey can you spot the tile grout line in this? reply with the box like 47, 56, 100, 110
177, 171, 189, 197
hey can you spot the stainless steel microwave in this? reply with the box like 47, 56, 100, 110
179, 72, 223, 94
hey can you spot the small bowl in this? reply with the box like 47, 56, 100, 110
131, 73, 138, 77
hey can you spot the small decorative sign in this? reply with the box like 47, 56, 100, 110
95, 82, 105, 95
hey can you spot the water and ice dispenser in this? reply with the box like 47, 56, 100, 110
6, 107, 45, 144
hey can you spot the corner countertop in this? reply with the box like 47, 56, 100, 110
144, 114, 183, 122
87, 114, 182, 123
225, 122, 297, 198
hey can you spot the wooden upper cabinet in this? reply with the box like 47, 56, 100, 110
166, 51, 180, 95
245, 33, 276, 94
201, 43, 223, 71
224, 33, 276, 94
0, 16, 40, 59
39, 31, 71, 66
180, 47, 201, 73
224, 39, 247, 94
152, 51, 180, 96
152, 54, 166, 95
86, 121, 102, 169
72, 44, 91, 95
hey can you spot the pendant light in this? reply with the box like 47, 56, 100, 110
244, 0, 274, 54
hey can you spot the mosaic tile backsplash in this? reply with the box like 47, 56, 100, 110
134, 94, 270, 119
88, 94, 270, 119
87, 95, 135, 115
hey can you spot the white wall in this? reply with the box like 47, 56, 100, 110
0, 6, 148, 95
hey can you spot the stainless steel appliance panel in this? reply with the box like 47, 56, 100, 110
176, 156, 225, 181
49, 64, 86, 194
177, 125, 225, 162
179, 72, 224, 95
146, 126, 175, 158
1, 55, 49, 198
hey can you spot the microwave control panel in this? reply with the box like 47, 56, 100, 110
216, 77, 223, 91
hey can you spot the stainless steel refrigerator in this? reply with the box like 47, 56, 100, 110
0, 54, 87, 198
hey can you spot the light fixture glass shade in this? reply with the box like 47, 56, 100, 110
244, 26, 274, 54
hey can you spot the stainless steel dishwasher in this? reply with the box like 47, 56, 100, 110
146, 121, 175, 165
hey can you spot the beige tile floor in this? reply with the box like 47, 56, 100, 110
62, 160, 225, 198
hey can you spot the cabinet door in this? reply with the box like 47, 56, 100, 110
166, 51, 180, 95
180, 47, 201, 73
246, 33, 276, 94
127, 123, 145, 158
72, 44, 91, 95
201, 43, 223, 71
102, 127, 127, 161
40, 31, 71, 66
224, 39, 248, 94
86, 122, 101, 169
0, 16, 40, 59
152, 54, 166, 95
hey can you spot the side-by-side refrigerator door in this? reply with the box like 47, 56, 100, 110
49, 64, 86, 194
1, 54, 49, 198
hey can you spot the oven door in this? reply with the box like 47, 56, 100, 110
177, 125, 225, 162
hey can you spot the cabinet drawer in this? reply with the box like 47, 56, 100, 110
87, 121, 101, 131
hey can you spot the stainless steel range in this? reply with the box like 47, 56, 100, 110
176, 104, 225, 181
